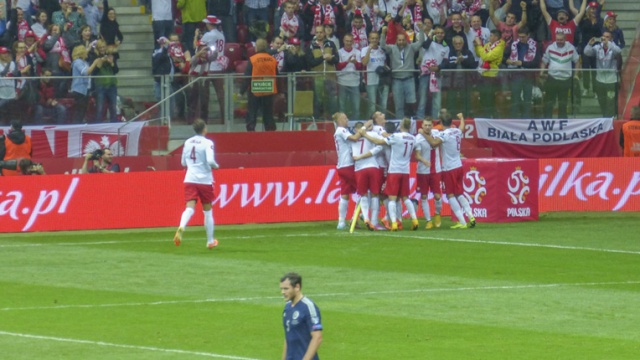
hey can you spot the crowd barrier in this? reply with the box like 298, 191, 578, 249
2, 157, 638, 233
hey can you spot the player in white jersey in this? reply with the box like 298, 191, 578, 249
174, 119, 220, 248
351, 121, 386, 231
361, 118, 419, 231
333, 112, 361, 230
414, 118, 443, 229
422, 113, 476, 229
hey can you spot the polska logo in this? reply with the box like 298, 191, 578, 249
82, 133, 126, 156
507, 166, 530, 205
463, 166, 487, 205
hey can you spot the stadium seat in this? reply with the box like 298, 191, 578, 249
224, 43, 243, 72
236, 24, 249, 44
245, 43, 256, 59
234, 60, 248, 74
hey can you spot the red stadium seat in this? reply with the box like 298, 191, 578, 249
237, 24, 249, 44
245, 43, 256, 59
224, 43, 243, 72
235, 60, 248, 74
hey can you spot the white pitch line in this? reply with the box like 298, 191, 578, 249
0, 330, 263, 360
2, 281, 639, 312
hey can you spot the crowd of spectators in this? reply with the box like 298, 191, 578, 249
0, 0, 121, 124
0, 0, 630, 125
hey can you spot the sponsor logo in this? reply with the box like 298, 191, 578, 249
507, 207, 531, 217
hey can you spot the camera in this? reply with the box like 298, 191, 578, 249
0, 159, 18, 171
89, 149, 104, 161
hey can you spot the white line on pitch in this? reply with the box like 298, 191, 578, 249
0, 330, 263, 360
2, 281, 639, 312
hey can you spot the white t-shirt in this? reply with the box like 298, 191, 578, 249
337, 47, 361, 87
351, 131, 383, 171
372, 124, 389, 170
361, 46, 387, 86
201, 29, 226, 71
435, 128, 462, 171
334, 126, 355, 169
466, 27, 490, 61
182, 134, 218, 184
384, 132, 415, 174
415, 130, 442, 174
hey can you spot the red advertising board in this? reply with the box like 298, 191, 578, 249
539, 158, 640, 212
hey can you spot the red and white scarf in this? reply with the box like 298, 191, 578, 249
420, 58, 440, 92
352, 24, 368, 50
312, 3, 336, 33
460, 0, 482, 15
473, 27, 484, 46
17, 20, 30, 41
480, 40, 501, 71
508, 37, 537, 64
281, 13, 300, 38
50, 36, 71, 63
401, 3, 422, 34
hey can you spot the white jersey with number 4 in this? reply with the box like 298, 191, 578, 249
182, 135, 218, 184
384, 132, 416, 174
415, 130, 442, 174
334, 126, 355, 169
351, 132, 383, 171
435, 128, 463, 171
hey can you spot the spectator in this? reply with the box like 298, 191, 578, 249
177, 0, 206, 55
31, 9, 50, 39
489, 0, 528, 45
89, 39, 118, 122
208, 0, 235, 43
81, 147, 120, 173
578, 1, 602, 98
425, 0, 447, 26
268, 36, 286, 72
443, 35, 477, 116
417, 25, 449, 120
99, 0, 122, 56
485, 0, 508, 31
152, 34, 189, 121
282, 36, 307, 75
372, 0, 400, 34
34, 67, 67, 123
39, 0, 62, 21
303, 0, 344, 42
540, 0, 586, 44
324, 22, 339, 49
241, 38, 278, 131
361, 30, 389, 117
0, 45, 18, 120
620, 106, 640, 157
465, 13, 490, 63
187, 40, 216, 122
78, 24, 96, 51
8, 6, 31, 42
276, 1, 305, 41
0, 120, 31, 176
13, 39, 37, 115
503, 26, 540, 119
197, 15, 226, 122
244, 0, 270, 34
151, 0, 174, 47
70, 44, 101, 122
540, 32, 580, 118
306, 24, 338, 119
337, 33, 362, 119
583, 31, 621, 118
380, 21, 425, 119
474, 29, 505, 118
52, 0, 87, 37
42, 23, 72, 97
80, 0, 102, 37
603, 11, 624, 49
345, 6, 372, 50
396, 0, 423, 35
444, 12, 467, 50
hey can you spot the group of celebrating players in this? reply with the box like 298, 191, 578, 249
333, 110, 477, 231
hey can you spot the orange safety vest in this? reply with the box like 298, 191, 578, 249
3, 135, 32, 176
249, 52, 278, 96
622, 120, 640, 157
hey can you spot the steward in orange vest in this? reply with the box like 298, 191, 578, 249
0, 120, 33, 176
241, 39, 279, 132
620, 106, 640, 157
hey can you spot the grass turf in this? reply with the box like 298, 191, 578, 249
1, 211, 639, 359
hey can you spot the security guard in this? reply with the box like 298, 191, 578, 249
241, 38, 278, 132
0, 120, 32, 176
621, 106, 640, 157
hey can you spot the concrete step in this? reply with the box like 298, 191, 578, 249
121, 31, 154, 42
118, 41, 154, 52
115, 50, 151, 61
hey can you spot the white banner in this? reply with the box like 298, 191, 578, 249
0, 122, 147, 158
475, 118, 614, 146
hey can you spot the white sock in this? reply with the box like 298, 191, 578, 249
457, 195, 473, 219
383, 199, 390, 221
435, 197, 442, 215
371, 197, 380, 226
203, 209, 214, 243
388, 200, 397, 223
448, 196, 466, 225
338, 198, 349, 223
179, 207, 195, 229
421, 198, 431, 221
396, 200, 403, 220
404, 199, 417, 220
360, 196, 370, 221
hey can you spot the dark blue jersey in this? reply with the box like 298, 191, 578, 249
283, 296, 322, 360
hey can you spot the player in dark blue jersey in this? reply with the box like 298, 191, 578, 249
280, 272, 323, 360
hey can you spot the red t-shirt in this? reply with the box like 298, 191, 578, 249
549, 19, 578, 44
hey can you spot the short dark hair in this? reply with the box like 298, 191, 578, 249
193, 118, 206, 134
384, 121, 396, 134
354, 121, 364, 130
518, 26, 530, 35
281, 272, 302, 288
441, 114, 453, 127
10, 120, 22, 131
490, 29, 502, 39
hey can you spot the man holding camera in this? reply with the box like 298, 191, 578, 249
81, 148, 120, 173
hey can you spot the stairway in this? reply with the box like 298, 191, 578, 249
603, 0, 639, 60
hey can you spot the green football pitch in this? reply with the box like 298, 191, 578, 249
1, 212, 639, 359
